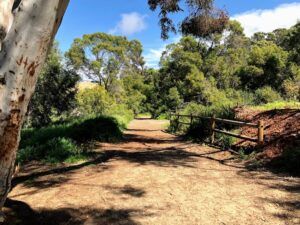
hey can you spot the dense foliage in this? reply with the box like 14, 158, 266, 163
22, 21, 300, 165
147, 0, 228, 39
26, 42, 80, 127
27, 21, 300, 126
19, 116, 124, 164
144, 21, 300, 118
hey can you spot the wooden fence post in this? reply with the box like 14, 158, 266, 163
258, 120, 264, 145
190, 114, 194, 125
211, 114, 216, 144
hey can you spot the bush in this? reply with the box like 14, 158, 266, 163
215, 132, 237, 150
185, 118, 211, 141
106, 104, 134, 129
254, 86, 282, 104
18, 116, 125, 165
178, 101, 236, 120
225, 89, 255, 106
69, 116, 123, 143
282, 79, 300, 100
45, 138, 80, 163
171, 102, 236, 140
76, 85, 134, 128
17, 138, 85, 164
76, 85, 114, 116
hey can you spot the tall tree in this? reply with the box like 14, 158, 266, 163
238, 40, 289, 90
27, 42, 80, 128
148, 0, 228, 39
0, 0, 69, 219
0, 0, 223, 218
66, 33, 144, 92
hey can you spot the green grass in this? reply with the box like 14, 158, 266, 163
136, 113, 152, 119
18, 115, 127, 165
156, 113, 169, 120
215, 132, 238, 150
249, 101, 300, 111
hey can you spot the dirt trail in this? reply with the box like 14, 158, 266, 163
5, 119, 300, 225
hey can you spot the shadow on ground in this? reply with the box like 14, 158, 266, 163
12, 146, 242, 192
237, 169, 300, 222
103, 185, 146, 198
9, 122, 300, 224
4, 198, 149, 225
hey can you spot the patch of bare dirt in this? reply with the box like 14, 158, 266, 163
235, 108, 300, 159
4, 119, 300, 225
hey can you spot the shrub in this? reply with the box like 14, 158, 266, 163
282, 79, 300, 100
178, 102, 235, 120
69, 116, 123, 143
76, 85, 114, 116
254, 86, 282, 104
26, 43, 80, 128
17, 146, 39, 165
106, 104, 134, 129
43, 138, 81, 163
171, 102, 236, 140
18, 116, 125, 165
225, 89, 255, 106
17, 138, 84, 164
185, 118, 211, 141
215, 132, 237, 150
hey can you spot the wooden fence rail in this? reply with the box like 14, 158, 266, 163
170, 113, 264, 145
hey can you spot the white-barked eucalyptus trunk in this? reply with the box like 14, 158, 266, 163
0, 0, 69, 219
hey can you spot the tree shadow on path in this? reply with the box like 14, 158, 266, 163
3, 198, 148, 225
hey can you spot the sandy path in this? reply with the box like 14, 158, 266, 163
5, 119, 300, 225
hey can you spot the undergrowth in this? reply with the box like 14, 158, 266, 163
249, 101, 300, 111
18, 115, 128, 165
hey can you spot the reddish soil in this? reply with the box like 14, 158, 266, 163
3, 119, 300, 225
235, 108, 300, 158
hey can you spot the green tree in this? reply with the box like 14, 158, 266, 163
286, 22, 300, 65
167, 87, 183, 111
238, 40, 289, 91
203, 20, 249, 90
148, 0, 228, 39
122, 73, 147, 115
254, 86, 282, 104
27, 42, 80, 127
142, 68, 164, 118
66, 33, 144, 92
76, 85, 114, 116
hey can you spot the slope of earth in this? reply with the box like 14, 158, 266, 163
4, 119, 300, 225
235, 108, 300, 174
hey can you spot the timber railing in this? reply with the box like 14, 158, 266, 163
170, 113, 264, 145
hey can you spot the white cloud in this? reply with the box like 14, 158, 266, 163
232, 2, 300, 37
110, 12, 147, 36
143, 36, 181, 68
144, 47, 166, 68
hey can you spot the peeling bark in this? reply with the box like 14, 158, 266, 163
0, 0, 69, 219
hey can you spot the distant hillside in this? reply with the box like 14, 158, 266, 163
77, 81, 98, 90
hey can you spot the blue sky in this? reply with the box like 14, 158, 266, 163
56, 0, 300, 68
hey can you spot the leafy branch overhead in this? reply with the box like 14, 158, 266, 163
148, 0, 229, 39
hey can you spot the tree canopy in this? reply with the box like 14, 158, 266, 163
66, 33, 144, 92
148, 0, 228, 39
